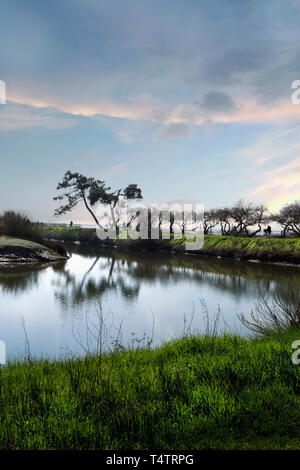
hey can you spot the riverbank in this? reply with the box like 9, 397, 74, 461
0, 327, 299, 450
43, 226, 300, 264
0, 236, 68, 263
182, 234, 300, 264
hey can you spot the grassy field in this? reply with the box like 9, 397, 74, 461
0, 327, 299, 450
43, 225, 100, 243
187, 234, 300, 263
43, 225, 300, 263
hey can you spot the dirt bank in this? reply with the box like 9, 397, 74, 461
0, 237, 68, 264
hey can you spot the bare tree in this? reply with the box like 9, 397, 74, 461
203, 209, 220, 235
271, 201, 300, 237
215, 201, 267, 237
214, 208, 234, 235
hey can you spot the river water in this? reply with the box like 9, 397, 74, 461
0, 244, 299, 360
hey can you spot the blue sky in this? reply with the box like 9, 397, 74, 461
1, 0, 300, 223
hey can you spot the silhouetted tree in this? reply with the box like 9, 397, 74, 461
271, 201, 300, 237
203, 209, 219, 235
215, 201, 267, 236
54, 171, 142, 231
54, 171, 108, 225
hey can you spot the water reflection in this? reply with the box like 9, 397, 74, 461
0, 244, 299, 359
53, 245, 300, 306
0, 264, 50, 294
51, 254, 140, 309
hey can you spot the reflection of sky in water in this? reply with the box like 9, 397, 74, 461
0, 247, 299, 360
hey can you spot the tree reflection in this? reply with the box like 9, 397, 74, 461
52, 254, 140, 310
1, 245, 300, 313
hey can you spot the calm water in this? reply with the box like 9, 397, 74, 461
1, 244, 299, 360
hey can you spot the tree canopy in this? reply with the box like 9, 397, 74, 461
54, 171, 142, 227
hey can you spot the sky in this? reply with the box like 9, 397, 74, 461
1, 0, 300, 223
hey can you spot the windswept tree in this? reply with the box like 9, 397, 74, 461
214, 207, 234, 235
54, 171, 142, 231
203, 209, 219, 235
89, 182, 142, 233
215, 201, 268, 236
229, 201, 268, 237
246, 204, 268, 237
271, 201, 300, 237
54, 172, 108, 226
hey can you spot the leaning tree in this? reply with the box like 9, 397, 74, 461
54, 171, 142, 231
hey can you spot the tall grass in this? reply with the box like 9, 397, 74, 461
199, 235, 300, 263
239, 284, 300, 336
0, 316, 299, 449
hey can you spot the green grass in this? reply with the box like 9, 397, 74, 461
0, 236, 51, 250
132, 233, 300, 263
43, 226, 300, 263
43, 225, 101, 244
201, 234, 300, 261
0, 328, 300, 450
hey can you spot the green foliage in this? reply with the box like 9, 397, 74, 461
0, 328, 299, 450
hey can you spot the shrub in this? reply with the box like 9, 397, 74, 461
2, 211, 44, 244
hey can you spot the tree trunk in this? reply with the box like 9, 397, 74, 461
82, 191, 100, 226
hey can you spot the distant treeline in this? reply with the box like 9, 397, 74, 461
202, 200, 300, 237
2, 200, 300, 242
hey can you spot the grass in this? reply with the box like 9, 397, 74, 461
0, 327, 299, 450
43, 225, 300, 263
198, 235, 300, 263
43, 225, 101, 244
0, 236, 51, 250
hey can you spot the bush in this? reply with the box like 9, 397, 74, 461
2, 211, 45, 244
